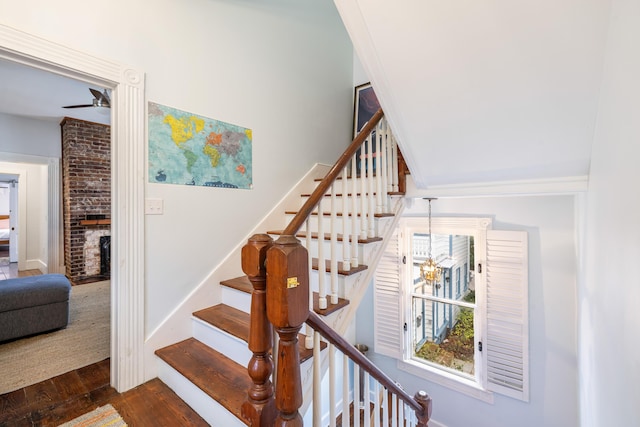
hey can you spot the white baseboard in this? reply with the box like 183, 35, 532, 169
26, 258, 46, 273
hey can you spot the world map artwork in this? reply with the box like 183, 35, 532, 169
148, 102, 252, 189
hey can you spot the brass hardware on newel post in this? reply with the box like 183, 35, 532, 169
266, 234, 309, 427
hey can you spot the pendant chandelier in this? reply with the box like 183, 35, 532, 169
419, 198, 442, 285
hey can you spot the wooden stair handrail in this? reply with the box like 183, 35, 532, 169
283, 108, 385, 236
306, 311, 431, 421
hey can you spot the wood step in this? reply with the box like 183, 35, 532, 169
221, 276, 351, 316
155, 338, 250, 425
285, 210, 394, 218
193, 303, 328, 362
312, 258, 368, 276
267, 229, 382, 244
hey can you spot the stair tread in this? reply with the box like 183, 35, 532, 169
193, 303, 327, 362
194, 304, 249, 342
312, 258, 368, 276
155, 338, 249, 424
266, 229, 382, 244
220, 276, 253, 293
285, 210, 394, 218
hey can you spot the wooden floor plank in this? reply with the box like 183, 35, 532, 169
0, 358, 208, 426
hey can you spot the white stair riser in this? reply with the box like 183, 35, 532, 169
192, 317, 252, 368
157, 359, 246, 427
221, 285, 251, 313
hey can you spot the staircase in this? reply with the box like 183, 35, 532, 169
153, 110, 431, 426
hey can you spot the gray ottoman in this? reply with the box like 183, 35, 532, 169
0, 274, 71, 342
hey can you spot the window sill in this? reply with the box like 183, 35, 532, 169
397, 359, 494, 404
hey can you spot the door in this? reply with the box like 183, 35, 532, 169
9, 179, 18, 262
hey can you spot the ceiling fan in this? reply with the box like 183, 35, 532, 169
63, 88, 110, 109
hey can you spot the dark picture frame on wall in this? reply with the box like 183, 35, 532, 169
353, 82, 381, 139
353, 82, 381, 172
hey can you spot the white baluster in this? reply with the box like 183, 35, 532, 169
364, 372, 371, 426
343, 354, 351, 427
380, 118, 389, 213
330, 183, 338, 305
317, 199, 327, 310
391, 133, 399, 193
329, 344, 336, 427
313, 332, 322, 427
342, 166, 350, 272
374, 381, 381, 427
386, 122, 394, 194
354, 364, 361, 427
360, 139, 368, 240
376, 122, 383, 214
382, 387, 389, 427
351, 155, 359, 268
367, 130, 376, 238
391, 394, 398, 427
305, 217, 313, 349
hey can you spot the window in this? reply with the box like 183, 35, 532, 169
374, 217, 529, 402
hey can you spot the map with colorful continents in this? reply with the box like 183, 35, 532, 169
148, 101, 252, 189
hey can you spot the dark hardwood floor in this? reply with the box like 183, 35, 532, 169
0, 250, 210, 426
0, 358, 209, 426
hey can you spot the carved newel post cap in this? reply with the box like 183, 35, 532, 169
242, 234, 273, 277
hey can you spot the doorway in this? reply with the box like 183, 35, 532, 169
0, 23, 146, 392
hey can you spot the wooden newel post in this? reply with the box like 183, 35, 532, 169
266, 234, 309, 427
241, 234, 276, 427
414, 390, 432, 427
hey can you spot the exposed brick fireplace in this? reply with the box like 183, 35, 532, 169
61, 117, 111, 283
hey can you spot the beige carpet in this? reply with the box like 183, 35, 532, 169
0, 280, 110, 394
58, 404, 127, 427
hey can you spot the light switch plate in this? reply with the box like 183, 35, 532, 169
145, 198, 163, 215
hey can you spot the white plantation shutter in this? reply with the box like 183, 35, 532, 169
374, 228, 403, 358
485, 230, 529, 401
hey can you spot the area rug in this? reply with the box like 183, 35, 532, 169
58, 404, 127, 427
0, 280, 110, 394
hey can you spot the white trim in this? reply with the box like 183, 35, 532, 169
25, 258, 46, 272
0, 23, 146, 392
47, 157, 63, 274
405, 175, 589, 198
398, 359, 494, 404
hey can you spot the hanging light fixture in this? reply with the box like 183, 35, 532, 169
420, 198, 442, 285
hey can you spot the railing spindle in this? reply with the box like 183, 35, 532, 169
341, 166, 350, 272
343, 353, 351, 427
380, 119, 389, 213
330, 182, 338, 305
313, 331, 322, 426
317, 198, 327, 310
351, 155, 359, 268
391, 134, 399, 193
375, 122, 383, 214
360, 139, 368, 240
329, 343, 337, 427
367, 132, 375, 238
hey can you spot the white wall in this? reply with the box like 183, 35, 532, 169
0, 160, 47, 267
0, 0, 354, 332
580, 0, 640, 425
0, 183, 9, 214
356, 195, 579, 427
0, 113, 61, 158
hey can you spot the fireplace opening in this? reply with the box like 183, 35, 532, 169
100, 236, 111, 277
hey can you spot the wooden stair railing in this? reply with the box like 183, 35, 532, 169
241, 108, 416, 426
306, 312, 432, 427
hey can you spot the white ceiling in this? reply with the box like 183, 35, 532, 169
337, 0, 610, 188
0, 58, 111, 126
